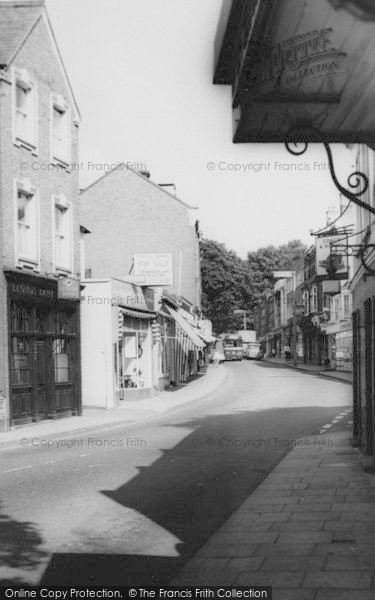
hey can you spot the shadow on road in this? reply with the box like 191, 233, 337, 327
40, 401, 348, 586
0, 502, 47, 585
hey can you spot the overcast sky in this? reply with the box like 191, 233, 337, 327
46, 0, 357, 258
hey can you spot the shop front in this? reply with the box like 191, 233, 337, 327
325, 323, 353, 372
163, 304, 205, 383
5, 271, 81, 426
81, 278, 156, 407
116, 308, 154, 398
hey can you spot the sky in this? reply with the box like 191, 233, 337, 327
45, 0, 358, 258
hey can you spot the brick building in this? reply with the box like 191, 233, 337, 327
80, 167, 201, 308
0, 1, 81, 429
80, 166, 204, 403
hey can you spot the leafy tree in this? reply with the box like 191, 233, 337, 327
247, 240, 307, 306
200, 238, 307, 334
200, 239, 251, 334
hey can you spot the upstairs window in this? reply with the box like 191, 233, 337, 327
51, 94, 70, 164
53, 195, 72, 271
14, 69, 37, 149
343, 294, 351, 319
303, 290, 309, 315
310, 286, 318, 313
16, 180, 38, 264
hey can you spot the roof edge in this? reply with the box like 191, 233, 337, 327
80, 162, 198, 210
5, 4, 80, 121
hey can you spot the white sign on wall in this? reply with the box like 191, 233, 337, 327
134, 254, 173, 286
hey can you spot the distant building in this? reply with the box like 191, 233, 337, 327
0, 1, 81, 430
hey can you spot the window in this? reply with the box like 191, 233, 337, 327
53, 338, 71, 383
53, 195, 72, 271
311, 286, 318, 313
51, 94, 70, 164
11, 337, 32, 385
303, 290, 309, 315
16, 181, 38, 264
343, 295, 351, 319
334, 297, 340, 322
13, 69, 37, 148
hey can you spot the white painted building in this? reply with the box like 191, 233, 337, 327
81, 278, 157, 407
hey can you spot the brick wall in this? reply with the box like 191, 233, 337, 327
0, 15, 81, 427
81, 168, 201, 309
0, 17, 80, 277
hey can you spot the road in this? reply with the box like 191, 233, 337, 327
0, 361, 352, 586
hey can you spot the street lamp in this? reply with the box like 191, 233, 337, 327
234, 309, 247, 330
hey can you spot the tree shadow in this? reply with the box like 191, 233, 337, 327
40, 402, 347, 586
0, 504, 47, 584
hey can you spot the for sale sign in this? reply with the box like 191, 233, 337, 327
134, 254, 173, 286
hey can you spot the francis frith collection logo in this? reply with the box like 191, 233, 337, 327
245, 28, 348, 90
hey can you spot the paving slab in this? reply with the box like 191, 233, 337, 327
172, 431, 375, 596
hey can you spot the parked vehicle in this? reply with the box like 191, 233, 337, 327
245, 342, 263, 360
223, 335, 244, 361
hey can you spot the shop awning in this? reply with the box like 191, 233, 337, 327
197, 330, 216, 344
121, 308, 156, 320
165, 306, 206, 348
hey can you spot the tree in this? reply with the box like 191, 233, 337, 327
200, 238, 307, 334
247, 240, 307, 307
200, 239, 251, 334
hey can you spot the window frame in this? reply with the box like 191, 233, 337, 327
343, 294, 351, 319
52, 194, 73, 273
50, 93, 71, 167
12, 67, 38, 153
14, 179, 39, 268
310, 285, 318, 313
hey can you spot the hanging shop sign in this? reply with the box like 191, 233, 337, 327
322, 280, 341, 294
316, 235, 348, 279
134, 254, 173, 286
214, 0, 375, 143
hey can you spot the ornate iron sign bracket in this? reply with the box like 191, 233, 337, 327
331, 242, 375, 276
285, 130, 375, 275
285, 138, 373, 214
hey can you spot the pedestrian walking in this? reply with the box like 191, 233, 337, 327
284, 344, 291, 361
213, 347, 220, 367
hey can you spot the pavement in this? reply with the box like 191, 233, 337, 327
172, 426, 375, 599
0, 365, 228, 451
262, 356, 352, 385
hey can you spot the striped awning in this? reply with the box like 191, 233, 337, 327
121, 308, 156, 320
165, 306, 205, 348
197, 330, 216, 344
